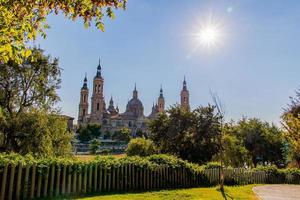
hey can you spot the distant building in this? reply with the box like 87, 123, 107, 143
77, 60, 190, 134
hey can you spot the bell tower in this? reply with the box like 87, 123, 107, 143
158, 85, 165, 113
90, 60, 106, 123
78, 74, 89, 126
180, 76, 190, 110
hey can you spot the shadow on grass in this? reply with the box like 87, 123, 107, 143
216, 188, 234, 200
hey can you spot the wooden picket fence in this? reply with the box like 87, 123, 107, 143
1, 164, 300, 200
204, 168, 300, 185
0, 163, 203, 200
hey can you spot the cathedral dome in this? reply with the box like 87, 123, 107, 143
123, 85, 144, 118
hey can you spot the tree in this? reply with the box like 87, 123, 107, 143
234, 118, 286, 167
0, 48, 68, 155
0, 48, 60, 116
89, 138, 101, 155
149, 104, 222, 164
135, 129, 148, 138
0, 0, 127, 63
282, 113, 300, 167
222, 123, 251, 167
285, 88, 300, 117
112, 127, 131, 142
126, 138, 157, 157
0, 109, 73, 157
77, 124, 101, 142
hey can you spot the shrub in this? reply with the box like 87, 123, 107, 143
89, 139, 101, 154
126, 138, 157, 157
203, 162, 222, 169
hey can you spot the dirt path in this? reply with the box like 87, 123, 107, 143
253, 185, 300, 200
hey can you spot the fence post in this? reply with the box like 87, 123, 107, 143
30, 164, 37, 199
61, 165, 66, 195
83, 165, 87, 193
103, 168, 107, 191
94, 164, 98, 192
72, 167, 77, 194
98, 167, 102, 192
49, 165, 55, 197
55, 165, 61, 196
15, 164, 22, 200
43, 167, 49, 198
36, 167, 42, 198
88, 165, 92, 193
23, 165, 30, 199
67, 165, 72, 195
78, 168, 82, 193
8, 164, 16, 200
0, 164, 8, 200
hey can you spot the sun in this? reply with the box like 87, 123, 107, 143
196, 25, 221, 48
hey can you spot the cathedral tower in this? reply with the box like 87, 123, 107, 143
90, 60, 106, 123
157, 85, 165, 113
78, 75, 89, 126
180, 76, 190, 110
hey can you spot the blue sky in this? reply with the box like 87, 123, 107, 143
36, 0, 300, 125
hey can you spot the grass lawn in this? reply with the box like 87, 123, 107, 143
62, 185, 258, 200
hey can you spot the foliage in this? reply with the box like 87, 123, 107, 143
89, 138, 101, 155
112, 127, 131, 142
135, 128, 148, 138
103, 131, 112, 140
126, 138, 157, 157
0, 48, 61, 115
0, 48, 73, 156
282, 113, 300, 167
149, 104, 222, 165
228, 118, 286, 168
0, 110, 73, 157
203, 162, 222, 169
77, 124, 101, 142
0, 153, 205, 178
285, 88, 300, 117
221, 123, 251, 167
0, 0, 127, 64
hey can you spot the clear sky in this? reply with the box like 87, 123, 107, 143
36, 0, 300, 125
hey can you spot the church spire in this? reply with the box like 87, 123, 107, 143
181, 76, 190, 110
133, 83, 138, 99
96, 59, 102, 78
82, 73, 88, 89
159, 84, 163, 98
183, 75, 187, 90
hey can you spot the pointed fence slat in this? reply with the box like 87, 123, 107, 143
0, 165, 8, 200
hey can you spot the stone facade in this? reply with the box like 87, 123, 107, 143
78, 61, 190, 135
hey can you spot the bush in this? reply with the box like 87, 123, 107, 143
89, 139, 101, 154
203, 162, 222, 169
126, 138, 157, 157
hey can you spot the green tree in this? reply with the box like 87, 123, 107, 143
282, 113, 300, 167
0, 0, 127, 63
149, 105, 222, 164
112, 127, 131, 142
0, 48, 70, 155
234, 118, 286, 167
77, 124, 101, 142
221, 123, 251, 167
0, 109, 73, 157
89, 138, 101, 155
126, 138, 157, 157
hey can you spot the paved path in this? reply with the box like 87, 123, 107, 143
253, 185, 300, 200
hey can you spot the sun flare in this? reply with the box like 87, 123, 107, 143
196, 25, 221, 48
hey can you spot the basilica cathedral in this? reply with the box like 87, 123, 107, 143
78, 61, 190, 135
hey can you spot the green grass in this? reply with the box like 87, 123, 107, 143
58, 185, 258, 200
